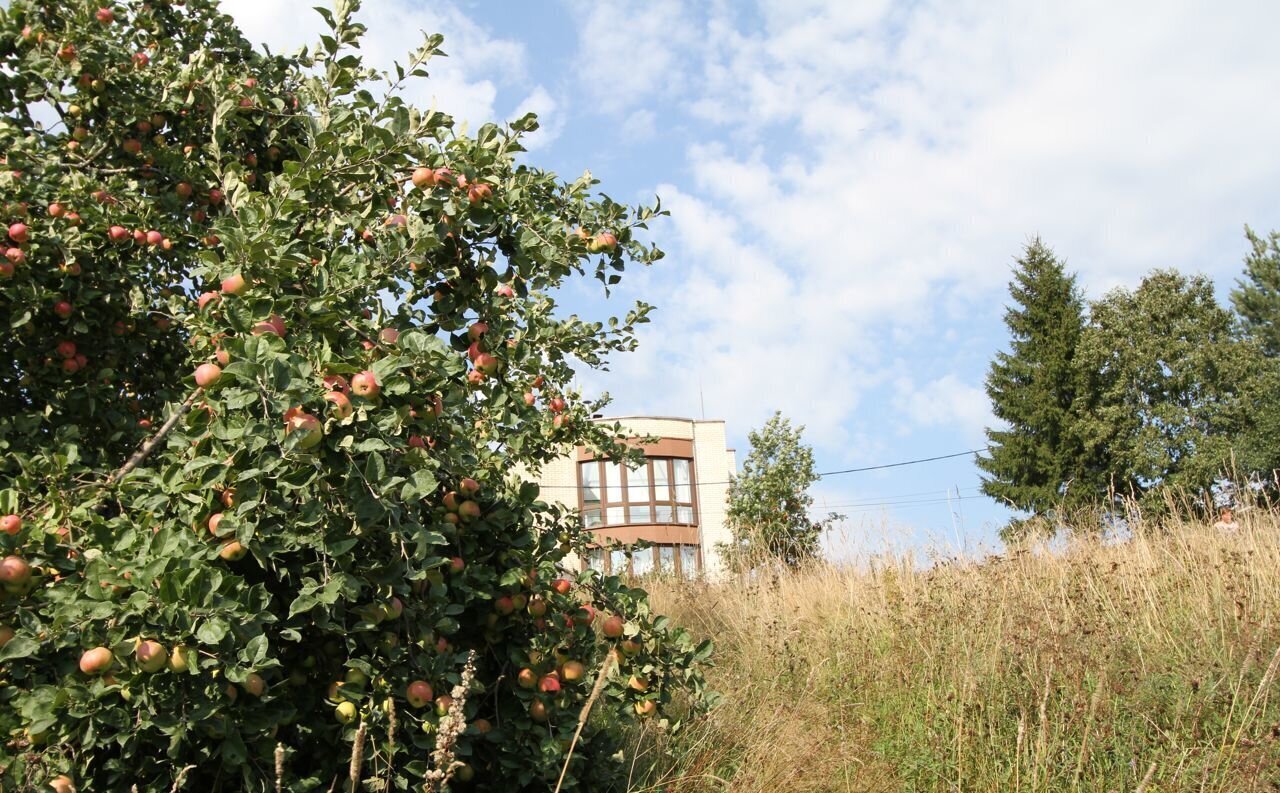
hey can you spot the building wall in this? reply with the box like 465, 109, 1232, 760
534, 416, 736, 578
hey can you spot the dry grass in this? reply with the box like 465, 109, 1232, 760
624, 509, 1280, 792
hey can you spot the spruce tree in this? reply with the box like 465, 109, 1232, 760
978, 239, 1086, 520
1231, 226, 1280, 357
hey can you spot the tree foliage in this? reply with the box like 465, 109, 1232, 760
978, 239, 1087, 528
0, 2, 712, 790
723, 412, 834, 568
1232, 226, 1280, 358
1071, 270, 1278, 507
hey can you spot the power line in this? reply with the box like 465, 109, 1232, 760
537, 446, 990, 490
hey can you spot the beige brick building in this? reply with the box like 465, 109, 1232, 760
535, 416, 737, 579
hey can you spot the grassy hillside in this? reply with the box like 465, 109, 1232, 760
623, 512, 1280, 792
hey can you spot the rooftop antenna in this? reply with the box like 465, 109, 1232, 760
699, 379, 706, 420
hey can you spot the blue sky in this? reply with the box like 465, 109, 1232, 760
223, 0, 1280, 558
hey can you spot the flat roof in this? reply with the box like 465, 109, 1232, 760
590, 415, 726, 424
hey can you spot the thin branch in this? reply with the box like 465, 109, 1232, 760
554, 651, 617, 793
106, 388, 203, 485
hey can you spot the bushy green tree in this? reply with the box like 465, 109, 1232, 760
1072, 270, 1277, 506
1232, 226, 1280, 357
0, 2, 711, 790
978, 240, 1089, 532
723, 412, 835, 568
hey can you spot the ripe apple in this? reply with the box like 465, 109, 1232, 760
0, 624, 13, 648
52, 300, 73, 319
561, 661, 586, 683
384, 214, 407, 228
135, 640, 168, 672
495, 283, 515, 298
323, 374, 350, 393
323, 390, 352, 419
351, 370, 380, 399
175, 182, 193, 199
468, 321, 489, 341
0, 514, 21, 535
539, 673, 561, 694
551, 578, 572, 596
458, 500, 481, 521
132, 229, 147, 244
49, 775, 76, 793
459, 478, 480, 496
0, 555, 31, 590
548, 397, 567, 414
221, 488, 236, 508
48, 202, 65, 218
406, 680, 434, 708
523, 392, 536, 406
252, 315, 286, 336
634, 699, 657, 717
145, 230, 163, 246
216, 348, 231, 366
194, 363, 222, 388
242, 672, 267, 697
208, 188, 224, 206
335, 701, 357, 724
467, 183, 492, 204
494, 596, 514, 616
132, 52, 149, 68
433, 168, 454, 185
449, 556, 465, 573
79, 646, 114, 675
572, 605, 596, 627
627, 675, 649, 692
517, 668, 537, 689
0, 261, 13, 278
122, 139, 142, 155
8, 222, 28, 243
411, 167, 436, 189
108, 225, 129, 242
529, 699, 548, 722
385, 597, 404, 620
197, 292, 220, 312
218, 540, 247, 561
527, 596, 547, 618
95, 6, 114, 23
284, 408, 323, 449
474, 353, 500, 376
4, 248, 23, 265
379, 328, 399, 345
220, 274, 247, 295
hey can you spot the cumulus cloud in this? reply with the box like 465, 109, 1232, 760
220, 0, 531, 129
571, 0, 1280, 462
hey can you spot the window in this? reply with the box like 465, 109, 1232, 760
578, 456, 697, 528
583, 543, 701, 578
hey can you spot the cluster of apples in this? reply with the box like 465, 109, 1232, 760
410, 166, 492, 206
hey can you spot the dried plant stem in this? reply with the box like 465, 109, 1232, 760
275, 743, 286, 793
554, 650, 618, 793
348, 721, 368, 792
107, 388, 202, 485
425, 650, 478, 792
168, 765, 196, 793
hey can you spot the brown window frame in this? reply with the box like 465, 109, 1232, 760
577, 456, 698, 529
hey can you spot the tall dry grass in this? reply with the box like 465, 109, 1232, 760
622, 509, 1280, 792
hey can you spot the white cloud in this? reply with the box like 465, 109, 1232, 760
573, 0, 1280, 464
510, 85, 565, 151
567, 0, 698, 114
895, 375, 992, 441
219, 0, 529, 128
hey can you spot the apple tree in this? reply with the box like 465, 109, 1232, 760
0, 1, 713, 790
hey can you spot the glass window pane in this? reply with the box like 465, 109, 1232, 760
582, 508, 602, 528
676, 505, 694, 524
673, 459, 692, 503
587, 548, 605, 572
653, 504, 673, 523
681, 545, 699, 577
604, 462, 623, 504
652, 458, 671, 502
630, 504, 652, 524
628, 463, 650, 505
632, 547, 654, 576
610, 549, 628, 575
580, 462, 600, 505
605, 506, 625, 526
659, 545, 675, 573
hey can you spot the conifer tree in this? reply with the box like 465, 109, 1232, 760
978, 239, 1087, 521
1231, 226, 1280, 357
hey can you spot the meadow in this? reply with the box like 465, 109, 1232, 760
622, 510, 1280, 792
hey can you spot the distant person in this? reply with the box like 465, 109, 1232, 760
1213, 506, 1240, 532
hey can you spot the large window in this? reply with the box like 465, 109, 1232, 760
580, 457, 696, 528
584, 544, 701, 578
